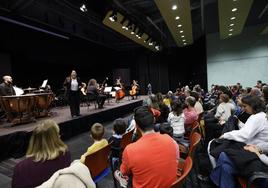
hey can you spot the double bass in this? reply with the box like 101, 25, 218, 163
115, 78, 125, 101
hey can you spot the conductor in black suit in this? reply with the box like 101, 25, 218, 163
63, 70, 82, 117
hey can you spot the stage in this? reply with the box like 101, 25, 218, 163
0, 96, 145, 161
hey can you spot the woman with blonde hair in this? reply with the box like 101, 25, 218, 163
12, 119, 71, 188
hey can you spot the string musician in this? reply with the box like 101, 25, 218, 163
87, 79, 106, 109
129, 80, 139, 99
114, 77, 125, 102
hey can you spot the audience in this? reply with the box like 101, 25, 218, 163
80, 123, 108, 163
108, 118, 127, 159
37, 161, 96, 188
183, 96, 198, 129
114, 106, 179, 188
12, 120, 71, 188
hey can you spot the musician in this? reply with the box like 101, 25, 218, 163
115, 77, 123, 88
129, 80, 140, 99
63, 70, 82, 118
0, 75, 15, 96
87, 79, 106, 109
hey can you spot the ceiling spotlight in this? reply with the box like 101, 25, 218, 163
80, 4, 87, 12
232, 8, 237, 12
229, 33, 233, 36
175, 16, 180, 20
182, 39, 186, 42
230, 23, 234, 26
155, 45, 160, 51
149, 41, 153, 46
183, 43, 187, 45
131, 25, 137, 35
177, 24, 182, 27
126, 22, 133, 30
172, 5, 177, 10
230, 17, 236, 20
180, 30, 183, 33
109, 11, 117, 22
181, 35, 185, 38
229, 28, 233, 32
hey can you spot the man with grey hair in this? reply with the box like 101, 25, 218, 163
0, 75, 15, 96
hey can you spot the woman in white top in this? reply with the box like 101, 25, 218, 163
168, 101, 185, 138
215, 94, 235, 125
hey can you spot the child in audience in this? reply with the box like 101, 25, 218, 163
109, 118, 127, 158
168, 101, 185, 142
80, 123, 108, 163
12, 120, 71, 188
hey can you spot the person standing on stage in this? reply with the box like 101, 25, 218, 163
0, 75, 15, 96
87, 79, 106, 109
63, 70, 82, 118
147, 83, 152, 95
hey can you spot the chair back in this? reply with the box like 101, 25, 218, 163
84, 143, 111, 179
120, 129, 134, 150
189, 121, 200, 139
171, 156, 193, 188
188, 132, 201, 158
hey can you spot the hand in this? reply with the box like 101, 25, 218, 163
219, 135, 224, 139
244, 144, 261, 156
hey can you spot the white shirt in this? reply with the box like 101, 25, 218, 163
71, 79, 78, 91
223, 112, 268, 146
168, 112, 185, 136
215, 102, 235, 122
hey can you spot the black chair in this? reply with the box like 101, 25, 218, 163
86, 93, 97, 109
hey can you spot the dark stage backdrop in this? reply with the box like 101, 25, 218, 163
0, 19, 207, 95
0, 53, 12, 79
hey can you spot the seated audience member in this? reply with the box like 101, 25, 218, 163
215, 94, 235, 125
262, 85, 268, 105
250, 87, 262, 97
191, 91, 204, 116
159, 123, 173, 138
220, 95, 268, 145
168, 101, 185, 142
114, 106, 179, 188
12, 120, 71, 188
80, 123, 108, 163
109, 118, 127, 158
183, 96, 198, 129
37, 161, 96, 188
210, 143, 268, 188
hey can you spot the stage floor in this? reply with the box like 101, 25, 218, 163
0, 96, 146, 137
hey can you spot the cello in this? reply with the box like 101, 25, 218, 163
115, 78, 125, 101
129, 80, 138, 96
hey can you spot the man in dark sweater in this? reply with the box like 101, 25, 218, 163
0, 75, 15, 96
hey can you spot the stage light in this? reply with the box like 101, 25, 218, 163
144, 36, 150, 43
109, 11, 117, 22
80, 4, 87, 12
126, 22, 133, 30
121, 17, 128, 30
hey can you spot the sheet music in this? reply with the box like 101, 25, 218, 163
104, 87, 112, 92
113, 87, 121, 91
41, 79, 48, 88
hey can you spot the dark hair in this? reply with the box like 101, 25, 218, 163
241, 95, 265, 114
218, 85, 232, 98
91, 123, 105, 141
262, 86, 268, 105
134, 106, 154, 132
159, 123, 173, 137
171, 101, 183, 116
190, 91, 199, 102
220, 93, 230, 103
113, 118, 127, 135
185, 96, 196, 107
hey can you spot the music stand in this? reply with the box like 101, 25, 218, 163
41, 79, 48, 89
104, 87, 112, 103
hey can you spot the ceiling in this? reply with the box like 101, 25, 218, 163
0, 0, 267, 51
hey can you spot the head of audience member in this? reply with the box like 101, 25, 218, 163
218, 85, 232, 99
159, 123, 173, 137
241, 95, 266, 115
155, 92, 163, 103
250, 87, 262, 97
134, 106, 154, 134
190, 91, 200, 102
219, 93, 230, 103
236, 93, 247, 108
26, 120, 68, 162
256, 80, 262, 88
185, 96, 196, 108
149, 94, 160, 110
2, 75, 13, 85
70, 70, 77, 79
246, 87, 252, 94
90, 123, 105, 141
171, 100, 183, 116
262, 86, 268, 105
113, 118, 127, 136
